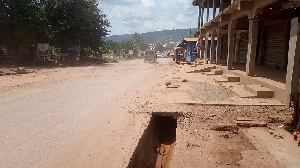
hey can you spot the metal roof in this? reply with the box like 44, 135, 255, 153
183, 38, 198, 42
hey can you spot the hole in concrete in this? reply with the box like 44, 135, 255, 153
127, 114, 177, 168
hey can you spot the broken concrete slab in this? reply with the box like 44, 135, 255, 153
236, 117, 256, 121
187, 65, 216, 73
205, 72, 216, 76
235, 121, 267, 127
211, 69, 223, 75
213, 76, 229, 83
167, 85, 180, 88
212, 123, 237, 131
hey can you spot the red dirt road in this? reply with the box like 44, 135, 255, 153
0, 59, 170, 167
1, 58, 299, 167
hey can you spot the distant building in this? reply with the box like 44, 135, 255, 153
192, 0, 300, 106
182, 38, 198, 62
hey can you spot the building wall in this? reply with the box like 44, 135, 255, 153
194, 0, 300, 104
187, 42, 197, 62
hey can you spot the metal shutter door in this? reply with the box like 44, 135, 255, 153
238, 32, 248, 63
221, 35, 228, 59
264, 24, 284, 68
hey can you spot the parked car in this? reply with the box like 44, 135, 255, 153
156, 53, 162, 58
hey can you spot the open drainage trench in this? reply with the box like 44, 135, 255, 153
128, 114, 177, 168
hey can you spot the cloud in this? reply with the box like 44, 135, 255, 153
141, 0, 156, 7
99, 0, 199, 36
100, 0, 136, 6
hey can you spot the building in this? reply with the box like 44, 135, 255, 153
175, 43, 186, 63
183, 38, 198, 62
192, 0, 300, 108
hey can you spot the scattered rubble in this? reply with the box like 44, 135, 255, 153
15, 67, 28, 74
165, 81, 171, 86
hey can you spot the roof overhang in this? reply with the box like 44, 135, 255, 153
183, 37, 198, 42
192, 0, 220, 7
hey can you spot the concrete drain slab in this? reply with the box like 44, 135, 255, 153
222, 74, 240, 82
245, 85, 274, 98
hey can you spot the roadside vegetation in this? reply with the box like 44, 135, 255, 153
104, 33, 148, 59
0, 0, 109, 63
0, 0, 172, 64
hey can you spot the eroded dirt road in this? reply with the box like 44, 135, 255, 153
1, 58, 299, 168
0, 59, 171, 167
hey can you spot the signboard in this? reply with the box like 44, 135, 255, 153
37, 43, 49, 56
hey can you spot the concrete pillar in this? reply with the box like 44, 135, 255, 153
201, 6, 204, 27
204, 32, 209, 63
198, 6, 201, 29
220, 0, 223, 12
200, 34, 204, 59
227, 20, 237, 70
234, 32, 241, 62
246, 19, 258, 76
197, 36, 200, 59
210, 29, 216, 63
206, 0, 209, 23
285, 17, 300, 104
216, 27, 222, 65
213, 0, 216, 18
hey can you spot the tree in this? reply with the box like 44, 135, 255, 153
45, 0, 110, 51
0, 0, 110, 53
0, 0, 48, 46
102, 33, 148, 57
119, 40, 133, 54
104, 40, 118, 53
155, 43, 165, 52
131, 32, 147, 56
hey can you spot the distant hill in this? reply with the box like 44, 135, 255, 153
106, 28, 198, 44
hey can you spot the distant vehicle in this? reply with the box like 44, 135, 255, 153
144, 50, 157, 63
156, 53, 162, 58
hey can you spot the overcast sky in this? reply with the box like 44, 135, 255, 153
99, 0, 199, 36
